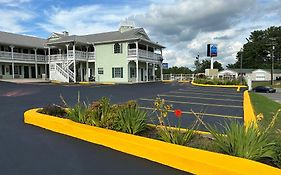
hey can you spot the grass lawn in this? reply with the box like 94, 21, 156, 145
249, 92, 281, 131
252, 81, 281, 88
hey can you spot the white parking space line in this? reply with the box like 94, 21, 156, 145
139, 98, 243, 108
158, 94, 243, 102
178, 89, 243, 96
139, 106, 243, 119
170, 91, 243, 99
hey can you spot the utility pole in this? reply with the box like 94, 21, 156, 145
240, 48, 243, 84
271, 45, 275, 85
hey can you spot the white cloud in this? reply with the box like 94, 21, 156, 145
39, 5, 145, 35
0, 9, 33, 33
0, 0, 30, 6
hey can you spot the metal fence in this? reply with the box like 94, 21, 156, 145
163, 74, 194, 81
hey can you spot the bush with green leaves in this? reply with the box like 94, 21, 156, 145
87, 97, 118, 129
38, 104, 67, 117
114, 105, 147, 135
158, 127, 194, 146
193, 78, 246, 85
207, 122, 276, 161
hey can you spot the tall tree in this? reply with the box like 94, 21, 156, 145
194, 59, 223, 73
227, 26, 281, 69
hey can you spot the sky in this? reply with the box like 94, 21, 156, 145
0, 0, 281, 69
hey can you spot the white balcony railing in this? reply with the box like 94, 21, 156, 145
127, 49, 162, 61
50, 51, 95, 62
0, 51, 47, 62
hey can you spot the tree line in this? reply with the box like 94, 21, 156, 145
227, 26, 281, 69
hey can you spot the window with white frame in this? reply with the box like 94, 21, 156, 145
112, 67, 123, 78
98, 68, 104, 74
114, 43, 122, 54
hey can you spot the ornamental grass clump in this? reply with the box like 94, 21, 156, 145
193, 109, 280, 162
115, 104, 147, 135
152, 97, 198, 146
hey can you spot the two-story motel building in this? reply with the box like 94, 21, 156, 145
0, 24, 164, 83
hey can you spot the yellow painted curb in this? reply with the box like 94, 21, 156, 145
78, 82, 91, 85
24, 109, 281, 175
95, 82, 116, 85
51, 80, 62, 84
162, 80, 174, 83
191, 81, 247, 92
243, 90, 257, 127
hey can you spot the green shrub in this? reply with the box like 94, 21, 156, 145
194, 78, 246, 85
158, 127, 194, 146
87, 97, 119, 129
208, 122, 276, 161
38, 104, 67, 117
274, 142, 281, 168
67, 102, 93, 124
115, 107, 147, 135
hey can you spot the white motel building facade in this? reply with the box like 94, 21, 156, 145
0, 24, 164, 83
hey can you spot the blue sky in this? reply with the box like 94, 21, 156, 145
0, 0, 281, 68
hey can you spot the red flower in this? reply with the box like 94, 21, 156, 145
174, 109, 182, 117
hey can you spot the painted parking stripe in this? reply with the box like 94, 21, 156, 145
178, 89, 243, 96
158, 94, 242, 102
139, 106, 243, 119
139, 98, 243, 108
170, 91, 243, 99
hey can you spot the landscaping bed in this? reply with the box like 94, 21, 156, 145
193, 78, 247, 86
25, 94, 281, 173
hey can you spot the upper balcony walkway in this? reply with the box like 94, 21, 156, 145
127, 49, 162, 63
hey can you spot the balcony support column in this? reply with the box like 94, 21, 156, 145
86, 46, 89, 82
160, 63, 163, 81
66, 44, 69, 82
135, 60, 138, 83
73, 44, 76, 83
153, 63, 155, 81
80, 62, 83, 82
10, 46, 14, 79
44, 49, 47, 76
135, 41, 138, 58
34, 48, 38, 79
146, 62, 149, 82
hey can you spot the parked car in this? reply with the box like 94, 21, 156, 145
252, 86, 276, 93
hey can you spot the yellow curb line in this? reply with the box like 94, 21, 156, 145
51, 80, 62, 84
178, 80, 190, 83
146, 124, 211, 135
162, 80, 174, 83
243, 90, 257, 128
139, 106, 242, 119
191, 81, 247, 92
24, 109, 281, 175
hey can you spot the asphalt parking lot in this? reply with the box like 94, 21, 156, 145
0, 81, 192, 175
138, 84, 244, 132
0, 81, 244, 175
